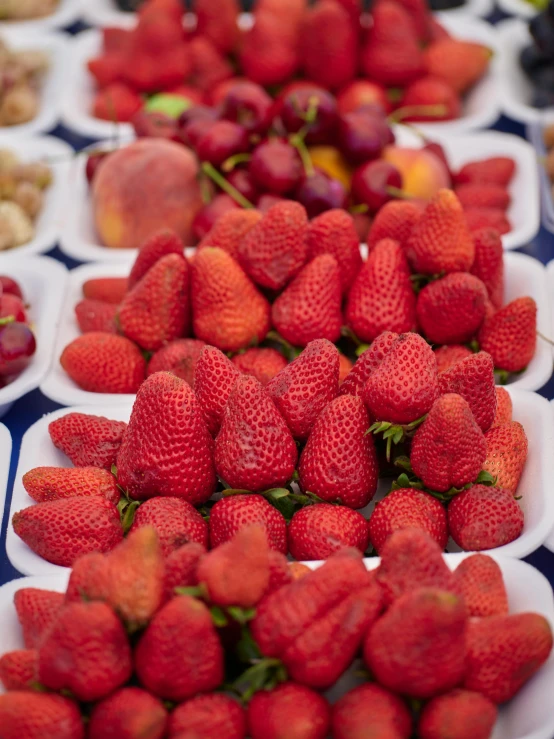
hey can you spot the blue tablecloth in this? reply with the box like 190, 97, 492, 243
0, 15, 553, 589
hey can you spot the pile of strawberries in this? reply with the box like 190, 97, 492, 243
1, 525, 552, 739
88, 0, 492, 125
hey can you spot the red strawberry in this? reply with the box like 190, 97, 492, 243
93, 83, 143, 122
87, 54, 123, 88
14, 588, 63, 649
438, 352, 497, 433
338, 353, 353, 384
332, 683, 412, 739
164, 542, 205, 599
267, 339, 339, 441
248, 683, 330, 739
271, 254, 343, 347
306, 209, 362, 293
362, 332, 440, 424
428, 15, 451, 41
195, 0, 240, 54
75, 299, 118, 334
60, 333, 146, 394
453, 553, 508, 617
395, 0, 431, 40
135, 12, 183, 54
302, 0, 358, 89
346, 238, 417, 343
215, 375, 298, 492
482, 420, 527, 494
38, 601, 132, 701
434, 344, 473, 373
455, 157, 516, 187
191, 247, 271, 352
288, 503, 370, 560
0, 649, 37, 691
22, 466, 119, 504
470, 228, 504, 310
265, 549, 293, 597
465, 613, 553, 703
406, 189, 474, 274
88, 687, 167, 739
240, 12, 299, 86
64, 552, 110, 604
417, 273, 487, 345
48, 412, 127, 470
339, 331, 398, 398
448, 484, 524, 550
399, 76, 461, 121
117, 372, 216, 503
298, 395, 378, 508
238, 201, 308, 291
169, 693, 245, 739
418, 689, 497, 739
367, 200, 422, 252
0, 692, 84, 739
424, 39, 492, 93
368, 488, 448, 553
232, 347, 287, 386
129, 497, 208, 557
193, 345, 241, 436
83, 277, 128, 304
188, 36, 233, 92
464, 207, 511, 235
197, 209, 262, 262
478, 297, 537, 373
364, 587, 467, 698
456, 183, 510, 211
209, 494, 287, 553
147, 338, 206, 385
491, 386, 512, 427
128, 229, 184, 290
135, 595, 224, 701
13, 498, 123, 567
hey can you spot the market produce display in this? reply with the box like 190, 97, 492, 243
519, 0, 554, 108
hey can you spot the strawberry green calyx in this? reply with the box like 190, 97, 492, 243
230, 657, 287, 703
368, 416, 427, 462
391, 458, 497, 502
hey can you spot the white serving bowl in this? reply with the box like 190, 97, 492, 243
497, 0, 539, 18
0, 422, 11, 518
0, 0, 82, 33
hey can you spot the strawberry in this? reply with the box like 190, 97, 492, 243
103, 26, 133, 53
417, 273, 487, 345
418, 689, 497, 739
215, 375, 298, 491
464, 207, 511, 235
491, 386, 512, 427
478, 297, 537, 373
248, 683, 330, 739
188, 36, 233, 92
238, 201, 308, 291
346, 238, 417, 343
482, 420, 527, 494
83, 277, 128, 304
332, 683, 412, 739
87, 54, 123, 88
193, 345, 242, 436
267, 339, 339, 441
434, 344, 473, 373
117, 372, 216, 503
88, 687, 167, 739
456, 183, 510, 211
232, 347, 287, 386
135, 11, 183, 54
298, 395, 378, 508
128, 229, 184, 290
438, 352, 497, 433
406, 189, 474, 275
448, 484, 524, 550
367, 200, 422, 252
93, 83, 143, 122
265, 549, 293, 596
65, 552, 110, 604
209, 494, 287, 553
75, 299, 118, 334
197, 209, 262, 262
0, 692, 83, 739
60, 333, 146, 394
306, 209, 363, 293
22, 466, 119, 504
0, 649, 37, 691
135, 595, 224, 701
339, 331, 398, 398
164, 542, 205, 600
339, 353, 353, 384
191, 247, 271, 352
13, 498, 123, 567
453, 553, 508, 617
147, 338, 206, 385
48, 412, 127, 470
252, 550, 383, 688
364, 587, 467, 698
362, 332, 440, 424
470, 228, 504, 310
301, 0, 358, 89
129, 497, 209, 557
424, 39, 492, 93
428, 15, 451, 41
368, 488, 448, 553
271, 255, 343, 346
169, 693, 246, 739
465, 613, 553, 703
399, 76, 461, 121
240, 12, 299, 86
195, 0, 240, 54
455, 157, 516, 187
395, 0, 431, 40
14, 588, 63, 649
288, 503, 370, 560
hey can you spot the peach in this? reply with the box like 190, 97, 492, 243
382, 146, 450, 200
93, 138, 203, 249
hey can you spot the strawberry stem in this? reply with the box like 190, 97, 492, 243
201, 162, 255, 209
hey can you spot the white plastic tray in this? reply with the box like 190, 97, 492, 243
543, 398, 554, 554
0, 0, 82, 33
0, 29, 69, 140
0, 422, 11, 522
527, 115, 554, 236
0, 256, 67, 418
440, 0, 494, 17
497, 0, 539, 18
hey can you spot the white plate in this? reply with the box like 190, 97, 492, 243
8, 387, 554, 575
527, 116, 554, 235
0, 422, 11, 520
542, 398, 554, 554
0, 29, 69, 140
0, 256, 67, 418
497, 0, 539, 18
0, 0, 82, 33
439, 0, 494, 17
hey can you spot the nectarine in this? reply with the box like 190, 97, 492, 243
382, 146, 450, 200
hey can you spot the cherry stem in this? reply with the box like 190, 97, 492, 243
386, 186, 410, 199
389, 104, 448, 124
201, 162, 255, 209
221, 153, 252, 173
350, 203, 369, 214
289, 132, 314, 178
